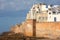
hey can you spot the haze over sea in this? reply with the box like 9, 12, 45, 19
0, 0, 60, 33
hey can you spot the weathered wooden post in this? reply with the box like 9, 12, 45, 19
32, 19, 36, 40
33, 19, 36, 37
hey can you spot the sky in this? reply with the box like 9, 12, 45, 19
0, 0, 60, 33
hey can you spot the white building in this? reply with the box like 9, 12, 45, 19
48, 5, 60, 22
26, 3, 60, 22
26, 3, 48, 22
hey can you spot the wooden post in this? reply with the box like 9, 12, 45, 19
33, 19, 36, 37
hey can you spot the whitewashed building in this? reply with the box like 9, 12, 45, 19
48, 5, 60, 22
26, 3, 48, 22
26, 3, 60, 22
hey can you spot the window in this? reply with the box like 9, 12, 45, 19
39, 17, 41, 19
39, 17, 47, 20
47, 10, 48, 12
53, 11, 56, 14
49, 12, 51, 14
37, 7, 39, 8
36, 11, 39, 13
33, 7, 35, 9
54, 17, 56, 22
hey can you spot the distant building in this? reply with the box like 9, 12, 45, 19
48, 5, 60, 22
26, 3, 60, 22
26, 3, 48, 22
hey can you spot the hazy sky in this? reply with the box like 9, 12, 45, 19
0, 0, 60, 11
0, 0, 60, 33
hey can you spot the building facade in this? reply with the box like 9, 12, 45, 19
26, 3, 48, 22
48, 5, 60, 22
26, 3, 60, 22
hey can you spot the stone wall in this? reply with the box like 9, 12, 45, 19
10, 19, 60, 38
20, 19, 60, 38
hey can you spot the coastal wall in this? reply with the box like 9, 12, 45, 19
10, 19, 60, 38
20, 19, 60, 38
36, 22, 60, 38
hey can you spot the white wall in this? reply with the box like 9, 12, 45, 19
48, 5, 60, 22
48, 13, 60, 22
